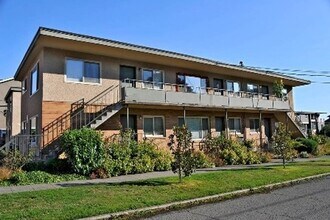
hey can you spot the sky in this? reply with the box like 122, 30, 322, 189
0, 0, 329, 117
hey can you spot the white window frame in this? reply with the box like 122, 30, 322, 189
249, 118, 260, 133
143, 116, 165, 137
226, 80, 241, 97
178, 116, 209, 140
30, 63, 39, 97
228, 117, 242, 134
65, 57, 102, 85
141, 68, 165, 90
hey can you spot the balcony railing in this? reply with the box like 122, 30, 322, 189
121, 79, 290, 110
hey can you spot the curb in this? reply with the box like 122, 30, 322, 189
79, 172, 330, 220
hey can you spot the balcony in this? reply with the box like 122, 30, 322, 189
121, 80, 290, 110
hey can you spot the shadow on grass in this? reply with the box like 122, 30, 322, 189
197, 166, 275, 173
57, 178, 172, 188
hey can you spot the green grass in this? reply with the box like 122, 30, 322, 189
0, 160, 329, 220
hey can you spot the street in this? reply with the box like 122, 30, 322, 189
145, 176, 330, 220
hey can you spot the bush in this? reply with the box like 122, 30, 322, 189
320, 125, 330, 137
295, 138, 318, 155
258, 152, 273, 163
1, 150, 33, 171
193, 151, 214, 168
154, 150, 172, 171
9, 171, 85, 185
61, 128, 105, 175
0, 167, 12, 181
299, 151, 309, 158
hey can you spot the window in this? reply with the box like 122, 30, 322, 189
260, 85, 269, 99
30, 64, 39, 96
178, 117, 209, 139
22, 78, 27, 93
226, 81, 240, 96
249, 119, 260, 132
143, 116, 164, 136
29, 116, 38, 135
228, 118, 241, 133
215, 117, 225, 135
177, 74, 208, 93
247, 84, 258, 94
21, 121, 27, 134
66, 59, 100, 83
142, 69, 164, 89
213, 79, 224, 95
120, 66, 136, 81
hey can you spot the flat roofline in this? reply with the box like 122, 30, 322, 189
4, 86, 22, 101
295, 111, 328, 115
14, 27, 311, 86
0, 77, 14, 84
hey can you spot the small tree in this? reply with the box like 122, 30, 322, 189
273, 80, 284, 98
272, 122, 293, 168
168, 125, 195, 182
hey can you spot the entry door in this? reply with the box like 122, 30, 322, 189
214, 79, 224, 95
120, 66, 136, 86
120, 115, 137, 139
263, 118, 272, 139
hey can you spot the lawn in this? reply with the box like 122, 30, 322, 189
0, 160, 329, 220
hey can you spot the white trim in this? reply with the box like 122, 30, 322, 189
142, 115, 165, 137
64, 57, 102, 85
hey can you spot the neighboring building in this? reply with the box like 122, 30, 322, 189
295, 111, 327, 136
4, 87, 22, 142
325, 115, 330, 126
0, 78, 20, 146
3, 27, 310, 157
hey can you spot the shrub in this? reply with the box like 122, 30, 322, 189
0, 167, 12, 181
295, 138, 318, 155
106, 141, 133, 176
10, 171, 85, 185
242, 139, 254, 150
61, 128, 105, 175
132, 154, 154, 173
299, 151, 309, 158
1, 150, 33, 171
154, 150, 172, 171
258, 152, 273, 163
193, 151, 214, 168
320, 125, 330, 137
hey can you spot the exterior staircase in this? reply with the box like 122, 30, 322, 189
274, 111, 307, 138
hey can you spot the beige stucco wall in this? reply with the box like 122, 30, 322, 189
0, 79, 20, 129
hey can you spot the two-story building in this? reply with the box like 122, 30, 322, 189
3, 27, 310, 157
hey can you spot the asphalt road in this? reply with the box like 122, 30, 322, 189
145, 176, 330, 220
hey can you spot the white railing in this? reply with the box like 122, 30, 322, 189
121, 79, 288, 102
0, 134, 41, 157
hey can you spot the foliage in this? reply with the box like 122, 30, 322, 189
295, 138, 318, 155
320, 125, 330, 137
193, 151, 214, 168
0, 150, 33, 171
201, 135, 261, 165
154, 149, 173, 171
168, 125, 196, 182
8, 171, 85, 185
104, 129, 172, 176
272, 122, 294, 168
258, 152, 273, 163
273, 80, 284, 98
242, 139, 254, 150
309, 135, 327, 145
0, 167, 12, 181
61, 128, 105, 175
23, 158, 72, 174
299, 151, 309, 158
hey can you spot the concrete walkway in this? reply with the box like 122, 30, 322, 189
0, 156, 328, 195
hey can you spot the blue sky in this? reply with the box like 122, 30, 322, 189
0, 0, 329, 116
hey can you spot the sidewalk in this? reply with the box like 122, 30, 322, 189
0, 156, 328, 195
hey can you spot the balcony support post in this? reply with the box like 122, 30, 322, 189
259, 110, 263, 149
183, 107, 186, 125
126, 106, 130, 129
225, 109, 229, 139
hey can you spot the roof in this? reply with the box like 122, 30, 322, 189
0, 78, 14, 84
4, 87, 21, 102
14, 27, 311, 85
295, 111, 327, 115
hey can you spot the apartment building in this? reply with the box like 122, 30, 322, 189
3, 27, 310, 156
0, 78, 20, 146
